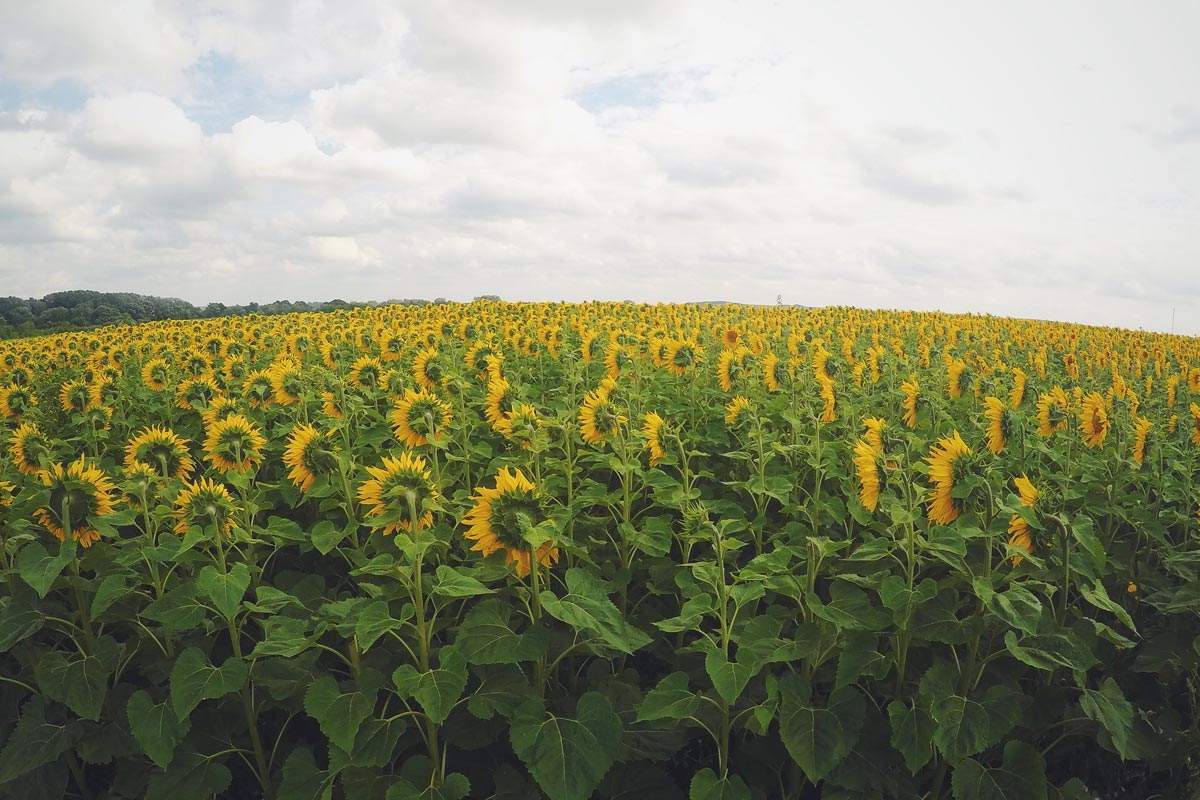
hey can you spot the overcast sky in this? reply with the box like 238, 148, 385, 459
2, 1, 1199, 333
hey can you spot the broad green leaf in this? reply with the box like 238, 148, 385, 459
987, 584, 1044, 635
879, 576, 938, 628
277, 747, 333, 800
91, 574, 128, 616
303, 676, 375, 753
835, 631, 889, 689
704, 646, 761, 705
466, 664, 529, 720
932, 685, 1019, 764
887, 700, 936, 773
1079, 582, 1136, 633
1079, 678, 1134, 760
809, 581, 888, 631
264, 515, 306, 543
1004, 631, 1098, 673
126, 690, 189, 769
540, 568, 650, 655
244, 585, 305, 614
0, 698, 76, 784
392, 645, 468, 725
778, 674, 864, 782
145, 751, 232, 800
456, 599, 548, 664
637, 672, 702, 722
1070, 515, 1104, 572
250, 616, 311, 658
689, 767, 751, 800
509, 692, 623, 800
142, 583, 209, 630
197, 563, 250, 620
170, 647, 248, 718
351, 717, 407, 768
16, 540, 76, 597
311, 519, 347, 554
34, 636, 117, 721
385, 773, 471, 800
951, 740, 1047, 800
355, 600, 404, 653
432, 565, 491, 598
0, 600, 43, 653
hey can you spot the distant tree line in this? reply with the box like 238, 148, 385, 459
0, 290, 440, 339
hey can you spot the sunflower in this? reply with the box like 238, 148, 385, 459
1007, 474, 1039, 566
717, 347, 750, 393
465, 340, 498, 378
173, 477, 239, 537
901, 375, 919, 429
10, 422, 55, 476
1079, 392, 1109, 449
725, 395, 752, 428
983, 396, 1013, 455
1167, 375, 1179, 408
142, 358, 170, 391
88, 376, 120, 409
1132, 416, 1152, 464
1009, 367, 1027, 409
862, 417, 886, 452
664, 339, 703, 376
1190, 403, 1200, 447
497, 403, 540, 449
321, 390, 347, 420
125, 425, 195, 480
413, 348, 443, 391
242, 369, 276, 409
485, 377, 513, 430
122, 461, 160, 509
604, 343, 633, 381
926, 431, 972, 525
817, 374, 836, 422
763, 352, 786, 392
0, 480, 18, 509
579, 386, 626, 445
348, 356, 385, 390
204, 414, 266, 474
201, 395, 241, 428
34, 457, 117, 548
282, 424, 340, 492
721, 328, 740, 350
946, 359, 969, 398
852, 439, 883, 512
271, 360, 304, 406
0, 384, 35, 420
1036, 387, 1070, 438
357, 452, 439, 534
391, 388, 452, 448
60, 380, 89, 413
462, 466, 557, 578
642, 411, 667, 466
175, 375, 222, 412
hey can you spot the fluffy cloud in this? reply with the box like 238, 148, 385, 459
0, 1, 1198, 333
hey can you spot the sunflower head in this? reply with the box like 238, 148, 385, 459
1132, 416, 1152, 464
242, 370, 276, 409
852, 438, 883, 512
123, 462, 160, 508
983, 396, 1014, 455
642, 411, 668, 466
462, 466, 557, 578
350, 356, 384, 390
725, 396, 752, 430
0, 384, 36, 419
498, 403, 541, 450
1036, 387, 1070, 438
391, 388, 452, 448
60, 380, 90, 413
35, 457, 117, 548
925, 431, 974, 525
665, 339, 702, 375
283, 424, 340, 492
579, 386, 626, 446
901, 375, 920, 429
125, 425, 195, 480
11, 422, 56, 476
174, 478, 239, 537
413, 348, 444, 390
1079, 392, 1110, 449
357, 452, 439, 534
271, 361, 304, 405
204, 414, 266, 474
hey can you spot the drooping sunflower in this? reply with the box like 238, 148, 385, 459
642, 411, 667, 466
464, 340, 497, 378
852, 438, 883, 512
173, 477, 239, 537
579, 386, 626, 445
946, 359, 969, 398
201, 394, 241, 428
901, 375, 919, 429
391, 388, 452, 448
357, 452, 439, 534
142, 358, 170, 391
717, 347, 750, 393
1079, 392, 1109, 449
10, 422, 55, 476
763, 352, 786, 393
60, 380, 89, 413
983, 396, 1012, 455
1007, 474, 1039, 566
926, 430, 972, 525
1036, 387, 1070, 438
412, 348, 443, 391
497, 403, 540, 449
725, 395, 752, 428
1010, 367, 1027, 409
1131, 416, 1152, 464
320, 390, 347, 420
0, 384, 35, 420
34, 457, 117, 548
485, 377, 513, 430
122, 461, 160, 509
242, 369, 276, 409
349, 356, 385, 390
175, 375, 222, 412
462, 466, 557, 578
270, 360, 304, 406
204, 414, 266, 474
125, 425, 195, 480
282, 423, 340, 492
817, 374, 836, 422
1190, 403, 1200, 447
862, 417, 886, 452
664, 339, 702, 376
88, 376, 120, 409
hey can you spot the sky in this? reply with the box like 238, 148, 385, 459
1, 1, 1199, 333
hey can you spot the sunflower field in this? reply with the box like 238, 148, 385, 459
1, 301, 1199, 800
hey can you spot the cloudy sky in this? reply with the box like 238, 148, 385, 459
2, 2, 1199, 333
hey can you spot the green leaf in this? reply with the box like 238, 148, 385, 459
778, 674, 864, 782
197, 563, 250, 620
1004, 631, 1098, 673
34, 636, 116, 721
987, 584, 1045, 635
145, 752, 232, 800
879, 576, 938, 629
636, 672, 702, 722
0, 599, 44, 653
1069, 515, 1104, 573
0, 698, 76, 784
303, 676, 375, 753
142, 583, 209, 630
951, 740, 1047, 800
250, 616, 311, 658
1079, 582, 1137, 633
432, 565, 491, 598
932, 686, 1019, 764
170, 647, 248, 718
91, 574, 128, 616
689, 767, 751, 800
509, 692, 623, 800
16, 540, 76, 597
385, 773, 471, 800
264, 515, 306, 543
887, 700, 936, 773
355, 600, 404, 653
126, 690, 189, 769
835, 631, 889, 689
1079, 678, 1134, 760
392, 645, 468, 725
277, 747, 333, 800
351, 717, 407, 768
540, 568, 650, 655
455, 599, 548, 664
704, 647, 761, 705
467, 665, 529, 720
311, 519, 348, 554
808, 581, 888, 631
